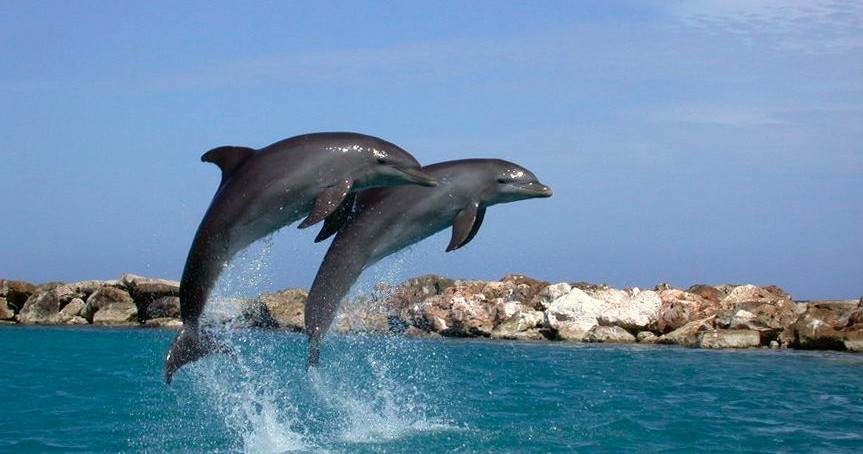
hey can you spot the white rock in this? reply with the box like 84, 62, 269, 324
544, 288, 606, 341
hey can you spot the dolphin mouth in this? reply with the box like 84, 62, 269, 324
397, 167, 438, 187
514, 182, 553, 197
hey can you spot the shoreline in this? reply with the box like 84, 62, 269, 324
2, 273, 861, 353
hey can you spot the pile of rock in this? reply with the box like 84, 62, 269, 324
1, 274, 182, 327
2, 273, 861, 353
337, 275, 863, 353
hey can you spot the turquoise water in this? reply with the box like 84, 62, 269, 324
1, 326, 862, 453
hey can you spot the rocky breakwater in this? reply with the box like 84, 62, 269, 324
337, 275, 863, 353
0, 274, 309, 331
1, 274, 183, 327
2, 273, 861, 353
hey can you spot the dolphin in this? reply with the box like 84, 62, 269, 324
304, 158, 552, 366
164, 132, 437, 383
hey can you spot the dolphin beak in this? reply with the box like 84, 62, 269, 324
515, 182, 553, 197
397, 167, 438, 187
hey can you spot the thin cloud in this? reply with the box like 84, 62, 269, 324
639, 104, 785, 127
669, 0, 863, 53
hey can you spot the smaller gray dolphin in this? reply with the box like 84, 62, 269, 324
305, 159, 552, 366
165, 132, 437, 383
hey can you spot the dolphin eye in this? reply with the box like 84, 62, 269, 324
497, 177, 508, 184
377, 158, 387, 165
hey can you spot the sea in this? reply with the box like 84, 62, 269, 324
1, 326, 862, 453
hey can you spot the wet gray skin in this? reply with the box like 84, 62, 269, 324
164, 132, 437, 383
304, 158, 552, 366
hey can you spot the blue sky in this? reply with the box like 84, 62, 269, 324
1, 1, 861, 299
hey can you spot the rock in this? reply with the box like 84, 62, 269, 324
491, 310, 546, 340
403, 325, 441, 338
18, 285, 77, 324
715, 286, 801, 344
334, 295, 394, 334
587, 325, 636, 343
258, 288, 307, 331
637, 331, 659, 344
63, 316, 89, 325
57, 298, 87, 323
83, 286, 137, 325
543, 287, 606, 341
699, 329, 761, 349
60, 298, 86, 317
657, 316, 716, 346
409, 281, 497, 337
844, 331, 863, 352
145, 296, 180, 319
383, 274, 457, 313
530, 282, 572, 310
595, 289, 662, 332
686, 284, 726, 306
144, 317, 184, 328
231, 299, 280, 328
497, 274, 550, 308
653, 289, 716, 333
0, 279, 38, 314
68, 280, 121, 296
0, 298, 13, 320
120, 274, 179, 320
780, 300, 861, 350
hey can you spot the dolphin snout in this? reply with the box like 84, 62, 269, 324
515, 181, 553, 197
398, 167, 438, 187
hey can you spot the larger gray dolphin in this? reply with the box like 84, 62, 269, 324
164, 132, 437, 383
304, 158, 552, 366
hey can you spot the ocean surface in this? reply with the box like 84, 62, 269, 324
2, 326, 862, 453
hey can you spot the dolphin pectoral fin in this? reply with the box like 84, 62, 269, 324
463, 206, 486, 247
447, 203, 484, 252
314, 192, 356, 243
201, 146, 255, 187
298, 179, 353, 229
164, 327, 234, 384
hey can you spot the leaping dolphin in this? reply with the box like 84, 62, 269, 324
164, 132, 437, 383
304, 158, 553, 366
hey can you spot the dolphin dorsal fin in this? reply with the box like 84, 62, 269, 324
201, 146, 255, 185
446, 202, 486, 252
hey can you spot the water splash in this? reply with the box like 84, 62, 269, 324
172, 235, 456, 452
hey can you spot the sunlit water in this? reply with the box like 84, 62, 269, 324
2, 326, 863, 453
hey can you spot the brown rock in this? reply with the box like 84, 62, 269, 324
657, 316, 716, 346
779, 301, 860, 350
498, 274, 550, 308
120, 274, 179, 320
83, 286, 136, 324
491, 310, 545, 340
258, 288, 308, 331
637, 331, 659, 344
1, 279, 38, 313
699, 329, 761, 349
653, 289, 716, 333
144, 317, 183, 328
716, 286, 801, 344
57, 298, 87, 324
18, 285, 77, 324
587, 325, 636, 343
145, 296, 181, 320
410, 282, 497, 337
0, 298, 14, 320
686, 284, 726, 305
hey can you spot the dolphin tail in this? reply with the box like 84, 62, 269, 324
164, 327, 234, 384
306, 333, 321, 369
